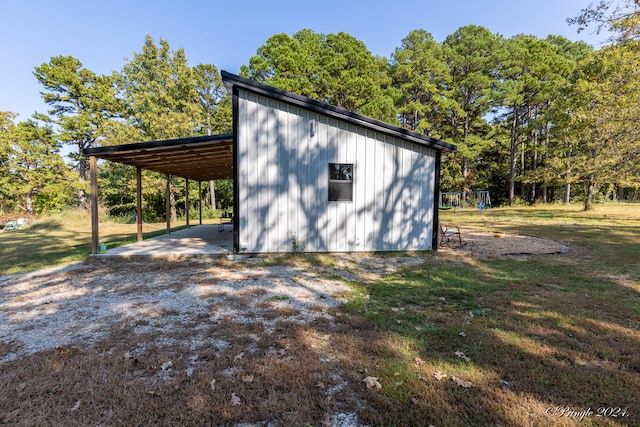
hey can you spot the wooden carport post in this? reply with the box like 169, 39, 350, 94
136, 166, 143, 242
198, 181, 202, 225
185, 178, 190, 227
166, 174, 171, 234
90, 155, 99, 255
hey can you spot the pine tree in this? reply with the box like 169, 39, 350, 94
4, 120, 68, 215
33, 56, 117, 209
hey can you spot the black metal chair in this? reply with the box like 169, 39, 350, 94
439, 222, 462, 248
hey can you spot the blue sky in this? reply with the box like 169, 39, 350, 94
1, 0, 609, 123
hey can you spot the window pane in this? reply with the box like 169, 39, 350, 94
330, 163, 342, 180
340, 164, 352, 181
329, 163, 352, 181
328, 163, 353, 202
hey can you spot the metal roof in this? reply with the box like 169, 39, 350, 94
83, 134, 233, 182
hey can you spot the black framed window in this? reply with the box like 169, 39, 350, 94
328, 163, 353, 201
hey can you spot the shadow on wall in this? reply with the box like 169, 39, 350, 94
238, 92, 435, 253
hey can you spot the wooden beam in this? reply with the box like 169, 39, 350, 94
136, 166, 143, 242
90, 156, 99, 255
185, 178, 190, 227
166, 174, 171, 234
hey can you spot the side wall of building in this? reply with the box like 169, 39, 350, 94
236, 89, 436, 253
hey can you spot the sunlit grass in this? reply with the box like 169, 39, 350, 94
0, 209, 222, 275
338, 203, 640, 425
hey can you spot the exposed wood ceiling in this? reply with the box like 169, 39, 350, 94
84, 135, 233, 182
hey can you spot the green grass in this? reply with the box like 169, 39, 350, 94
0, 209, 194, 275
1, 203, 639, 425
338, 203, 640, 426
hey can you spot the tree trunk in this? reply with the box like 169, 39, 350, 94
564, 183, 571, 205
617, 186, 625, 202
210, 180, 216, 210
462, 112, 470, 194
584, 175, 596, 211
531, 135, 538, 204
603, 183, 614, 202
170, 184, 177, 223
25, 190, 34, 216
542, 120, 550, 203
77, 149, 89, 210
520, 140, 526, 200
508, 107, 519, 206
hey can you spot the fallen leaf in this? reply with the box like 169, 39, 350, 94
459, 332, 467, 337
363, 376, 382, 390
415, 357, 425, 365
230, 392, 241, 406
68, 399, 81, 412
455, 351, 471, 362
411, 397, 420, 404
414, 326, 423, 331
242, 374, 254, 383
189, 355, 199, 364
393, 372, 401, 376
451, 376, 474, 388
320, 418, 332, 427
161, 361, 173, 371
438, 297, 446, 301
124, 351, 133, 360
391, 307, 400, 312
136, 341, 145, 348
394, 381, 403, 386
234, 352, 245, 361
316, 382, 325, 389
17, 382, 26, 392
417, 375, 428, 382
396, 319, 403, 324
210, 378, 216, 392
278, 348, 287, 356
185, 367, 194, 377
468, 311, 474, 318
434, 371, 448, 381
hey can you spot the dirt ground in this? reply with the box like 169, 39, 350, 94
437, 228, 570, 258
0, 231, 573, 426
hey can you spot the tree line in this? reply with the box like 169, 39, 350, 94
1, 2, 639, 219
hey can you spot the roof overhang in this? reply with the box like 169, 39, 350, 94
83, 134, 233, 181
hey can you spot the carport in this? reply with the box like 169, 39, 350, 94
84, 134, 234, 255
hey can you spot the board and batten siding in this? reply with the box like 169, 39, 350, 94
236, 88, 436, 253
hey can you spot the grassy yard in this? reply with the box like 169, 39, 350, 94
0, 203, 639, 426
0, 210, 216, 275
339, 203, 640, 425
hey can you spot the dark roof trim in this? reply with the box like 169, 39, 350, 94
83, 133, 233, 156
221, 71, 457, 153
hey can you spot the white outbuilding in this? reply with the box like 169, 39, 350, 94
223, 72, 456, 253
85, 71, 456, 254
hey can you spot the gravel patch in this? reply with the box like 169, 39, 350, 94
0, 254, 428, 426
438, 228, 571, 258
0, 257, 363, 363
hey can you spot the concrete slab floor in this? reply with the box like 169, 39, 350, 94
101, 224, 233, 256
